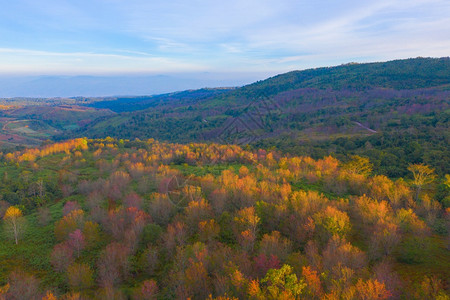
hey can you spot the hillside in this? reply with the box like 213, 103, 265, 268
85, 88, 236, 113
0, 138, 448, 299
73, 57, 450, 177
0, 105, 114, 150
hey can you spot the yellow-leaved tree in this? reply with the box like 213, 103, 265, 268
3, 206, 26, 245
343, 155, 373, 177
407, 164, 436, 200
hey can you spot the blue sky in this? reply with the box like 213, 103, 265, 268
1, 0, 449, 76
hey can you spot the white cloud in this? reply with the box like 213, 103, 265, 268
0, 0, 449, 74
0, 48, 208, 74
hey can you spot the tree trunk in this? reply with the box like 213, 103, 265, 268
13, 222, 18, 245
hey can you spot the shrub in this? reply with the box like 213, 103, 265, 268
67, 263, 94, 291
51, 242, 74, 272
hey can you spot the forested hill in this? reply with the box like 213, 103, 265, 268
72, 57, 450, 177
85, 88, 235, 113
241, 57, 450, 94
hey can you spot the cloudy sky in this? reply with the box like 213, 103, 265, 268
1, 0, 449, 76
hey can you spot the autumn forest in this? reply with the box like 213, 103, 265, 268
0, 137, 448, 299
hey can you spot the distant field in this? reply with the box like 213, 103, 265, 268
5, 120, 54, 138
0, 104, 114, 149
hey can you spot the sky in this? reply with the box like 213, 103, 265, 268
0, 0, 449, 77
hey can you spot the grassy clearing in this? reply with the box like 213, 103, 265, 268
0, 202, 65, 289
394, 235, 450, 289
5, 120, 54, 139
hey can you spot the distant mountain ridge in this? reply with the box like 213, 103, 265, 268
0, 74, 257, 98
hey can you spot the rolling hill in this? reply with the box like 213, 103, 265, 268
71, 57, 450, 177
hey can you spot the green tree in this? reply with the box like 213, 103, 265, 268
261, 264, 306, 299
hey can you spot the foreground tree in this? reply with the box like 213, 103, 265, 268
351, 278, 391, 300
68, 229, 86, 257
132, 280, 159, 300
51, 243, 74, 272
97, 242, 130, 287
3, 206, 26, 245
6, 269, 41, 300
67, 263, 94, 291
259, 264, 306, 299
42, 290, 58, 300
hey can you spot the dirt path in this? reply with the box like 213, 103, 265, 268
353, 121, 377, 133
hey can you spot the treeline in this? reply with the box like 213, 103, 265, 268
0, 138, 448, 299
242, 57, 450, 93
86, 88, 234, 113
256, 123, 450, 178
